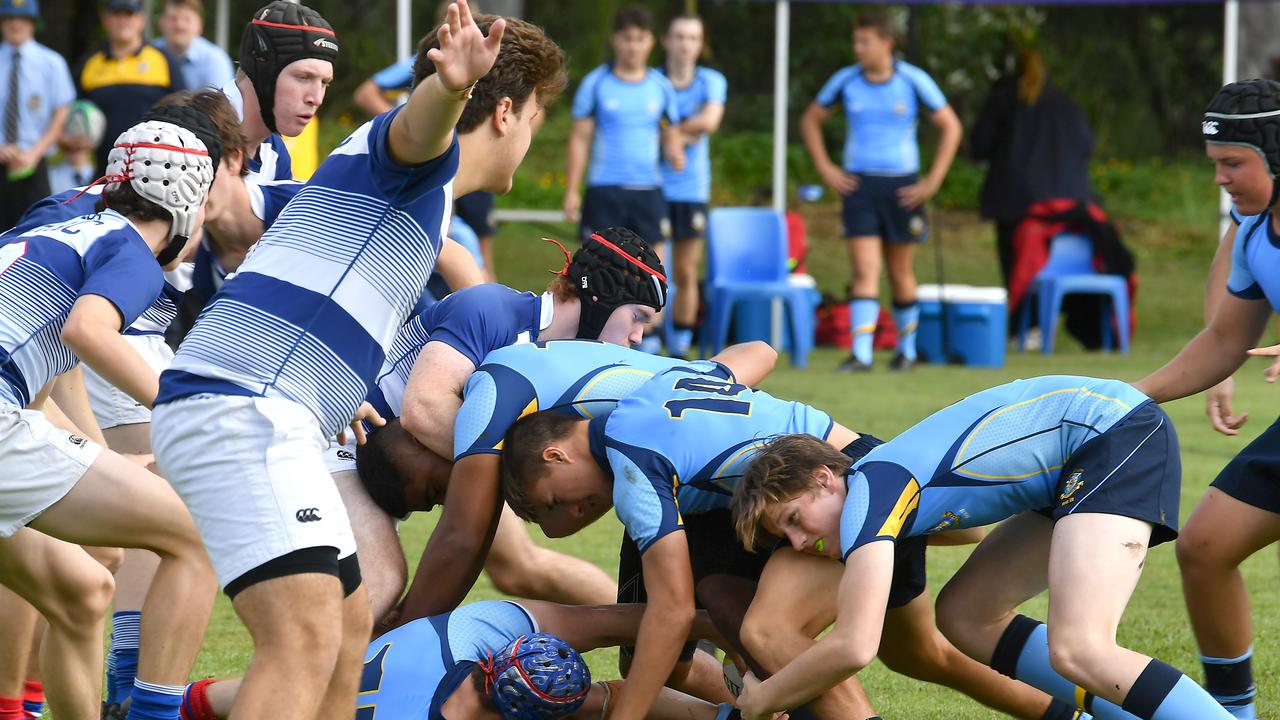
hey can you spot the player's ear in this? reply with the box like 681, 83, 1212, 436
491, 96, 514, 137
542, 444, 569, 465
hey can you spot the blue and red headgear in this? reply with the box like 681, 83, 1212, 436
480, 633, 591, 720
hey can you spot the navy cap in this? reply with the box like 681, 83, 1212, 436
0, 0, 40, 19
104, 0, 142, 13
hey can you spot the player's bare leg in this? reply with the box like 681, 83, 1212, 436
741, 549, 878, 718
28, 451, 216, 689
484, 504, 616, 605
880, 588, 1058, 718
1176, 489, 1280, 662
335, 471, 406, 621
0, 584, 42, 704
315, 583, 373, 720
0, 530, 114, 720
230, 573, 344, 720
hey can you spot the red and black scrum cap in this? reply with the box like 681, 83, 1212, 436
567, 227, 668, 340
239, 1, 338, 134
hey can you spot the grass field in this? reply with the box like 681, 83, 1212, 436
185, 205, 1280, 719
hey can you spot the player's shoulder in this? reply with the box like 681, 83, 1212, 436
580, 64, 611, 87
1237, 209, 1271, 249
647, 67, 677, 90
697, 66, 727, 89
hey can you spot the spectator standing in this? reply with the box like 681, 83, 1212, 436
0, 0, 74, 229
75, 0, 184, 176
564, 5, 683, 255
660, 13, 725, 358
971, 47, 1095, 288
800, 12, 961, 373
155, 0, 234, 91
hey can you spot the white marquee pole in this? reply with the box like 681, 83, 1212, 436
1220, 0, 1238, 236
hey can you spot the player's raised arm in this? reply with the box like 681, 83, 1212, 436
397, 453, 502, 623
387, 0, 504, 166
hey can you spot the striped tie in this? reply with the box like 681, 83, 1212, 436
4, 47, 19, 145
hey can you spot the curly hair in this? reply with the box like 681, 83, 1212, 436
413, 15, 566, 133
156, 89, 252, 177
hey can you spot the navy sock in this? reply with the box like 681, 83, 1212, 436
126, 680, 184, 720
1202, 649, 1256, 718
1124, 659, 1235, 720
107, 611, 142, 706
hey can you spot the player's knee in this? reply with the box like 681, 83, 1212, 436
739, 609, 784, 670
1175, 521, 1227, 572
933, 585, 976, 650
86, 545, 125, 574
1046, 631, 1111, 686
47, 563, 115, 634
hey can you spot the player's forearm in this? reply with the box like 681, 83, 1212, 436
924, 109, 962, 188
354, 80, 395, 118
564, 127, 590, 196
749, 631, 867, 716
1204, 229, 1234, 324
1135, 328, 1250, 403
388, 74, 468, 166
799, 107, 835, 171
62, 328, 159, 409
400, 529, 492, 622
437, 237, 485, 292
679, 104, 723, 137
610, 603, 696, 720
710, 341, 777, 386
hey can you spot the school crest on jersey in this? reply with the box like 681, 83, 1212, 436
1059, 469, 1084, 506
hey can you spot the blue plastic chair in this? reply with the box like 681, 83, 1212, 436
700, 207, 816, 367
1016, 232, 1130, 354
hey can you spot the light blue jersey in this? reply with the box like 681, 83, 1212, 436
601, 367, 832, 553
572, 65, 680, 188
660, 66, 726, 202
838, 376, 1151, 558
372, 56, 415, 92
453, 340, 714, 461
815, 61, 946, 175
158, 106, 457, 437
1227, 211, 1280, 313
0, 211, 163, 406
358, 600, 538, 720
368, 284, 549, 419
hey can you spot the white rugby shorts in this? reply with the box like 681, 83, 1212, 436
0, 405, 102, 536
323, 436, 359, 476
151, 394, 357, 590
83, 334, 175, 429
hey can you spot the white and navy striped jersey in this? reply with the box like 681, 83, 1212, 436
0, 211, 164, 406
158, 106, 458, 436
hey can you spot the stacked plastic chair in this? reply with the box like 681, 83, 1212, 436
700, 207, 816, 367
1016, 232, 1129, 354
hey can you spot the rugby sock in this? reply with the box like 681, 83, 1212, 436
107, 611, 142, 705
849, 297, 878, 365
0, 697, 24, 720
1201, 649, 1257, 719
990, 615, 1136, 720
21, 681, 43, 719
1123, 659, 1235, 719
127, 680, 184, 720
1042, 698, 1087, 720
669, 324, 695, 357
891, 301, 920, 361
179, 680, 217, 720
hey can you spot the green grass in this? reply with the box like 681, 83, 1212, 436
182, 197, 1280, 718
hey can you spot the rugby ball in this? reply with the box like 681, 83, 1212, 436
65, 100, 107, 147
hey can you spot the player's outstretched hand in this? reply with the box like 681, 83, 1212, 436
1247, 342, 1280, 385
427, 0, 505, 95
1205, 377, 1247, 436
338, 401, 386, 446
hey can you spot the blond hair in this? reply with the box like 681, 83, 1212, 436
731, 434, 851, 551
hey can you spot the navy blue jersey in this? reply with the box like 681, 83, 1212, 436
368, 284, 548, 419
0, 211, 163, 405
601, 367, 832, 553
159, 106, 457, 437
838, 376, 1151, 558
453, 340, 716, 461
359, 600, 538, 720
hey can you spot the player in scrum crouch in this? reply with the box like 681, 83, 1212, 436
149, 4, 508, 720
500, 367, 1081, 720
0, 115, 218, 720
729, 376, 1232, 720
1134, 79, 1280, 720
181, 598, 741, 720
334, 228, 661, 622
